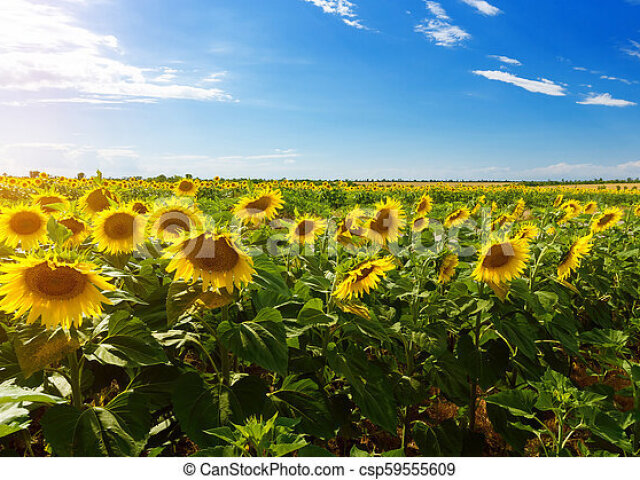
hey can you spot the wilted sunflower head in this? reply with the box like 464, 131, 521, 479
148, 201, 203, 241
557, 234, 593, 280
444, 206, 470, 229
233, 189, 284, 225
583, 201, 598, 215
59, 216, 89, 246
32, 191, 70, 214
165, 231, 254, 292
81, 187, 119, 215
93, 205, 145, 254
366, 198, 406, 243
0, 204, 48, 250
412, 215, 429, 233
288, 214, 327, 245
437, 253, 459, 284
174, 178, 199, 197
590, 207, 623, 233
472, 237, 530, 285
0, 255, 114, 329
415, 194, 433, 215
333, 256, 395, 301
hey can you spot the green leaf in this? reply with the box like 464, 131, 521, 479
172, 371, 231, 448
412, 420, 463, 456
41, 392, 150, 456
46, 217, 72, 246
0, 403, 30, 439
0, 384, 63, 404
269, 376, 335, 439
485, 389, 537, 418
297, 298, 335, 325
86, 312, 167, 367
218, 307, 288, 375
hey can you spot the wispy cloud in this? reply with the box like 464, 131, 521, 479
600, 75, 633, 85
624, 40, 640, 59
472, 70, 567, 96
0, 0, 233, 105
460, 0, 502, 16
488, 55, 521, 66
415, 2, 470, 47
577, 93, 636, 107
302, 0, 366, 29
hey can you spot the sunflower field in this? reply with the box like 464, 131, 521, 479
2, 172, 640, 457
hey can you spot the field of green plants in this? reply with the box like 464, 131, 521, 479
1, 174, 640, 457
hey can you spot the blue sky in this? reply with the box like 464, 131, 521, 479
0, 0, 639, 180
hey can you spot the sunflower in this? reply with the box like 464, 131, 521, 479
491, 214, 512, 231
437, 254, 459, 284
511, 198, 525, 219
444, 207, 470, 228
0, 255, 114, 329
59, 216, 89, 246
366, 198, 406, 243
415, 194, 433, 215
583, 201, 597, 215
32, 191, 70, 214
472, 237, 530, 285
412, 215, 429, 233
233, 189, 284, 225
634, 205, 640, 217
80, 187, 119, 215
557, 235, 593, 280
93, 206, 145, 254
131, 201, 150, 214
559, 200, 581, 224
590, 207, 623, 233
333, 257, 395, 300
165, 231, 254, 292
174, 178, 199, 197
0, 205, 48, 250
288, 214, 327, 244
147, 201, 203, 241
512, 223, 539, 242
553, 195, 564, 208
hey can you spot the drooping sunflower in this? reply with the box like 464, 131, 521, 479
437, 253, 459, 284
415, 194, 433, 215
233, 189, 284, 225
412, 215, 429, 233
583, 201, 597, 215
288, 214, 327, 244
553, 194, 564, 208
147, 201, 203, 241
93, 205, 145, 254
59, 216, 89, 246
472, 237, 531, 285
174, 178, 199, 197
0, 205, 48, 250
590, 207, 623, 233
333, 256, 395, 300
80, 187, 119, 215
491, 214, 512, 231
512, 223, 539, 242
557, 234, 593, 280
511, 198, 525, 219
366, 198, 406, 243
165, 231, 254, 292
32, 191, 70, 214
0, 255, 114, 329
444, 206, 470, 228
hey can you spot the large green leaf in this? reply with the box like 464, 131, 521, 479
412, 419, 463, 457
218, 307, 288, 375
269, 376, 335, 439
41, 392, 150, 456
172, 371, 231, 448
0, 403, 30, 439
297, 298, 335, 325
86, 312, 167, 367
485, 389, 538, 418
0, 384, 63, 404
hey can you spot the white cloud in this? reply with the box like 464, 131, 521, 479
488, 55, 521, 66
415, 2, 470, 47
600, 75, 633, 85
0, 142, 301, 177
521, 161, 640, 180
424, 1, 449, 19
472, 70, 567, 96
577, 93, 636, 107
302, 0, 366, 29
0, 0, 233, 104
624, 40, 640, 59
460, 0, 502, 16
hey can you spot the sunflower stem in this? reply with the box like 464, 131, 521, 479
68, 351, 83, 410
